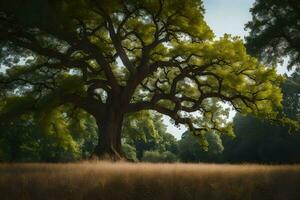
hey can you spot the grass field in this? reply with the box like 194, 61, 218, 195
0, 162, 300, 200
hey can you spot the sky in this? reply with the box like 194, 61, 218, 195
203, 0, 255, 38
165, 0, 256, 140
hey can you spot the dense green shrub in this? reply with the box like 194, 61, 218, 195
142, 151, 178, 163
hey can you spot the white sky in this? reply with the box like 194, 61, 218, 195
165, 0, 256, 140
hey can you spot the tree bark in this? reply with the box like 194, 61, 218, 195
92, 107, 125, 161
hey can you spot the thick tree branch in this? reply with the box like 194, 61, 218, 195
104, 13, 135, 74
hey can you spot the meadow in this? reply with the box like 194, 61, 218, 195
0, 162, 300, 200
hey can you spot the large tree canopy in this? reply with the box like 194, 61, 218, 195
245, 0, 300, 69
0, 0, 284, 159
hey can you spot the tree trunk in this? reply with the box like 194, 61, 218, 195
92, 107, 125, 161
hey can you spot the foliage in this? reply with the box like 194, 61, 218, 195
0, 115, 81, 162
178, 131, 224, 163
121, 143, 138, 161
282, 70, 300, 120
122, 111, 162, 160
124, 112, 178, 160
245, 0, 300, 69
223, 115, 300, 163
142, 150, 178, 163
0, 105, 99, 162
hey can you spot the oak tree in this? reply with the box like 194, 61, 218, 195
0, 0, 283, 159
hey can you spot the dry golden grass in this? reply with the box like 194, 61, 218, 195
0, 162, 300, 200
